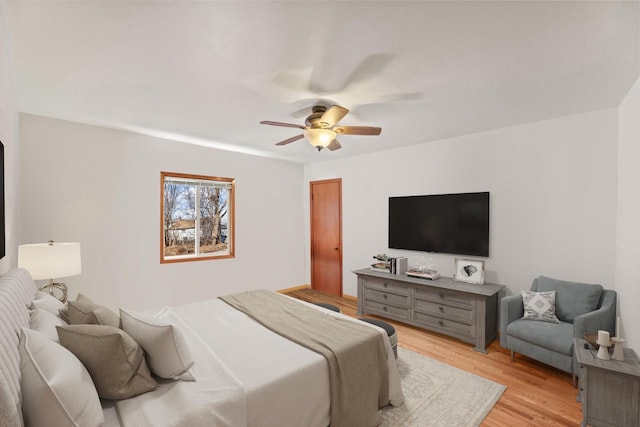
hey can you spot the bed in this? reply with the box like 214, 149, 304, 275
0, 268, 403, 427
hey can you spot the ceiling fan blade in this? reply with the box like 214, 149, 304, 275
327, 139, 342, 151
260, 121, 305, 129
340, 53, 396, 92
275, 134, 305, 146
320, 105, 349, 127
334, 126, 381, 136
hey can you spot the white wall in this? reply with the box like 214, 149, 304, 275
616, 76, 640, 349
0, 3, 19, 274
305, 109, 619, 298
19, 114, 306, 311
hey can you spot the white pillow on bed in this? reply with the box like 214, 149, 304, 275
29, 308, 67, 343
19, 328, 104, 427
30, 291, 65, 316
120, 308, 195, 381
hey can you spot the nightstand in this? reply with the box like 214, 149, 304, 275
574, 338, 640, 427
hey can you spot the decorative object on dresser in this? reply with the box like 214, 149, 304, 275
18, 241, 82, 303
354, 268, 505, 353
371, 253, 390, 272
575, 337, 640, 427
406, 268, 441, 280
453, 258, 485, 285
388, 256, 408, 275
500, 276, 616, 385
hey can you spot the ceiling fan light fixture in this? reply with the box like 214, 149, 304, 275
303, 128, 336, 151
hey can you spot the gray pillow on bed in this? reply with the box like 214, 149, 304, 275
67, 293, 121, 328
57, 324, 158, 400
59, 293, 93, 323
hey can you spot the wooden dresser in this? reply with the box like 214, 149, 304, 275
354, 269, 504, 352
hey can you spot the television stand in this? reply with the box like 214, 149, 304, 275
354, 268, 505, 352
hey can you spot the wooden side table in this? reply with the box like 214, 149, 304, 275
574, 338, 640, 427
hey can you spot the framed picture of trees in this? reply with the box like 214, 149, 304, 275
160, 171, 235, 263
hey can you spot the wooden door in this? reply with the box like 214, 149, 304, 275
310, 179, 342, 297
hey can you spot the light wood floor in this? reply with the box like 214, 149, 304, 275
282, 288, 583, 427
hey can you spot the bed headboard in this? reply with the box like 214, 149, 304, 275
0, 268, 38, 427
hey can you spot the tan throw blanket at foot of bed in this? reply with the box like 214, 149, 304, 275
220, 290, 390, 427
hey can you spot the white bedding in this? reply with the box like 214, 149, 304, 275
108, 295, 404, 427
112, 305, 247, 426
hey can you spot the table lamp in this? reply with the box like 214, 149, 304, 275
18, 241, 81, 303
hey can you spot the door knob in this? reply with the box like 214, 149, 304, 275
334, 247, 339, 251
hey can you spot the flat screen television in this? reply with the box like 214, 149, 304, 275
388, 192, 490, 257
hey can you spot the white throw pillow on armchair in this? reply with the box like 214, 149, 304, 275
521, 290, 561, 323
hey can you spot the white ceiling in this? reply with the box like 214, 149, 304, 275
4, 1, 639, 163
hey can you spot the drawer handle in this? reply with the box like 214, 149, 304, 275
439, 294, 445, 299
383, 283, 388, 288
383, 294, 388, 299
383, 306, 388, 311
438, 306, 444, 312
438, 320, 444, 326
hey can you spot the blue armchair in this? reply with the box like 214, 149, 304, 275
500, 276, 616, 384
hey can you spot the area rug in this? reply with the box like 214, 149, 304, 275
380, 347, 506, 426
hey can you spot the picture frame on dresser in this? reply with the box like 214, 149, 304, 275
453, 258, 484, 285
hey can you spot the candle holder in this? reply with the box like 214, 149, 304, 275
612, 337, 625, 361
596, 330, 611, 360
597, 342, 611, 360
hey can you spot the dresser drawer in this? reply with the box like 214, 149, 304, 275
414, 286, 475, 309
413, 311, 475, 340
364, 300, 410, 322
363, 277, 410, 296
414, 298, 474, 323
364, 288, 410, 308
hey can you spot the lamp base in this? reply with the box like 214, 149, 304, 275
39, 281, 68, 303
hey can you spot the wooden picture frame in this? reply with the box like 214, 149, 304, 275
453, 258, 485, 284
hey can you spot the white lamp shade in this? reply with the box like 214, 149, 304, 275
18, 242, 82, 280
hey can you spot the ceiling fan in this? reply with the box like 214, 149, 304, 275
260, 105, 382, 151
